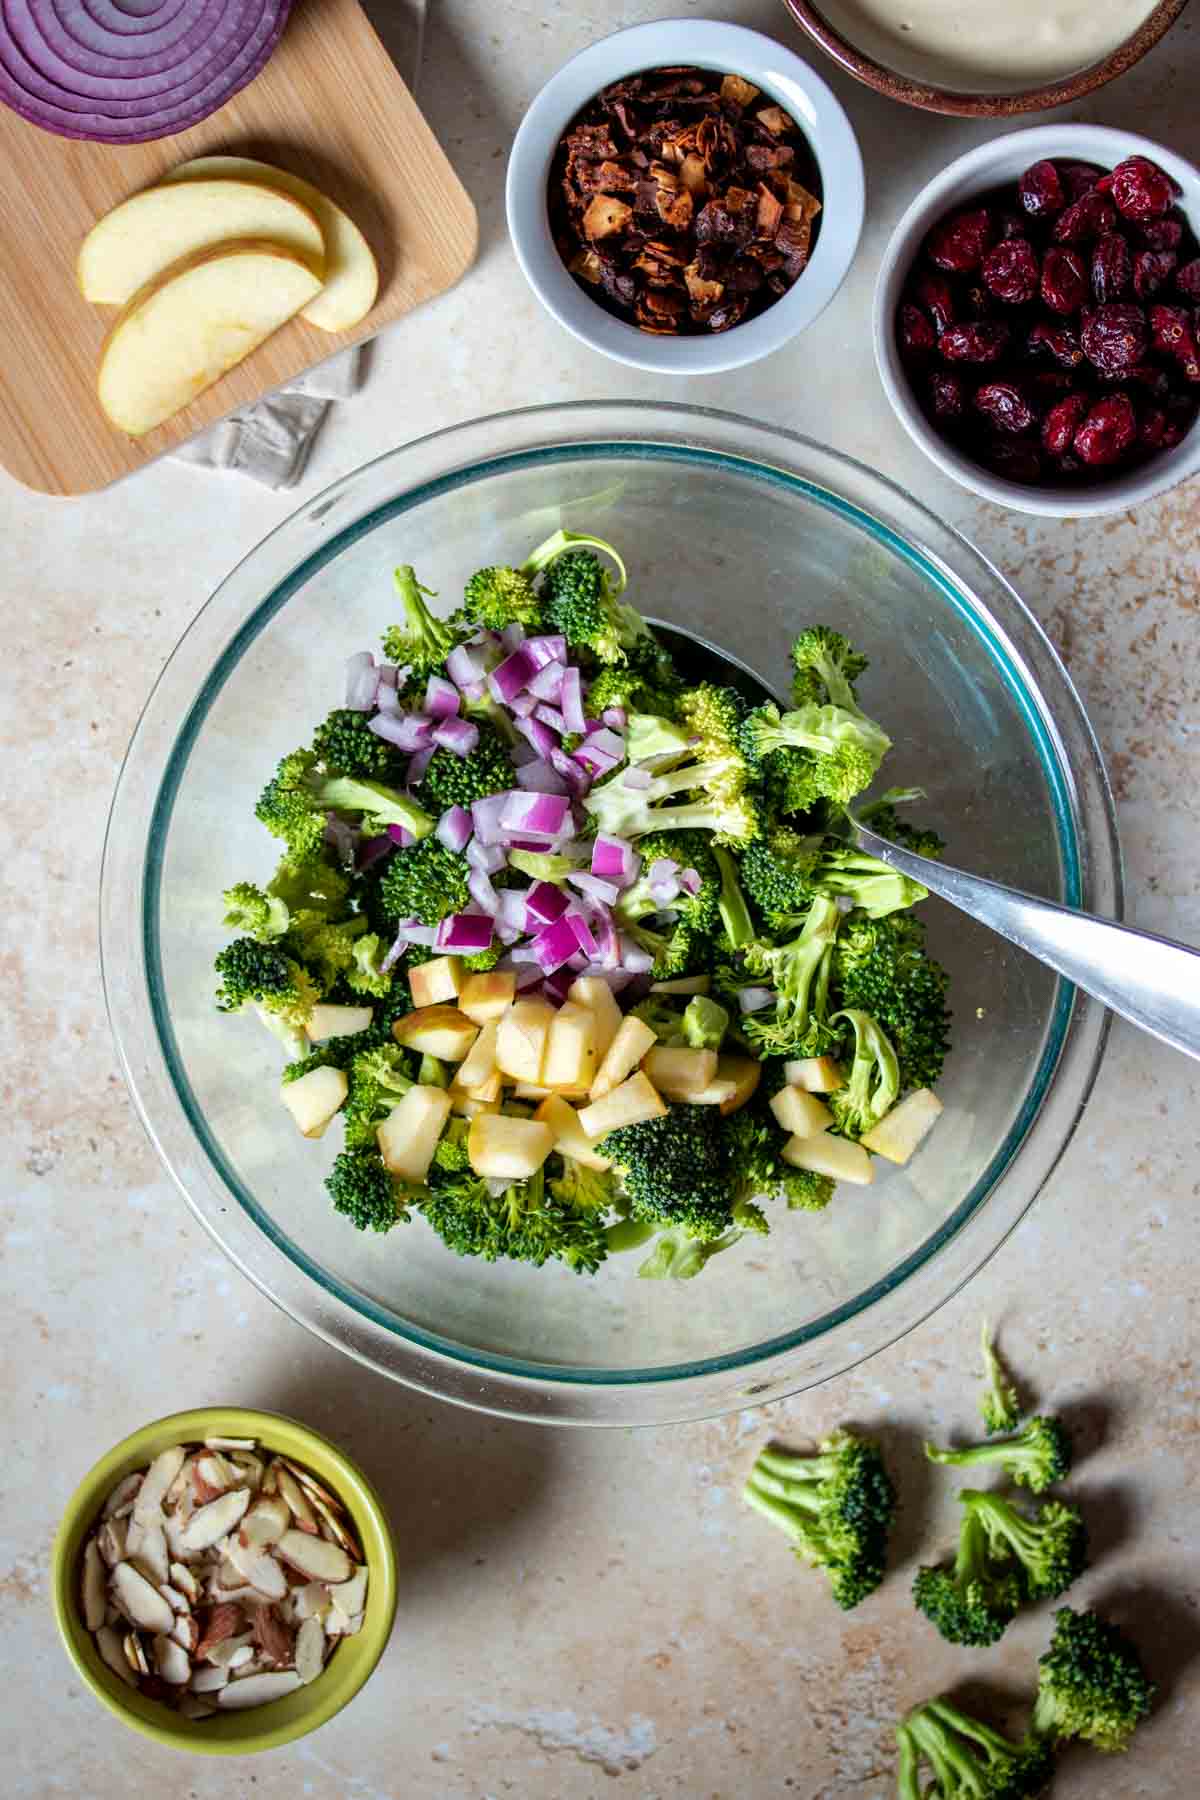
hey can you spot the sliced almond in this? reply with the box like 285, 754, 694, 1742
111, 1562, 175, 1634
294, 1616, 326, 1684
228, 1644, 255, 1670
205, 1632, 254, 1671
171, 1613, 200, 1654
82, 1539, 107, 1631
97, 1518, 128, 1568
205, 1436, 257, 1452
239, 1494, 290, 1550
179, 1487, 250, 1551
280, 1458, 344, 1516
128, 1518, 170, 1586
225, 1536, 288, 1602
216, 1670, 302, 1708
165, 1456, 196, 1508
158, 1583, 188, 1613
261, 1462, 279, 1497
324, 1606, 353, 1638
104, 1602, 122, 1628
310, 1493, 359, 1557
328, 1566, 367, 1618
190, 1663, 229, 1694
194, 1602, 243, 1660
275, 1466, 319, 1536
95, 1623, 138, 1686
123, 1631, 150, 1676
230, 1451, 264, 1491
133, 1446, 186, 1522
178, 1692, 217, 1719
291, 1581, 332, 1623
169, 1562, 200, 1605
153, 1633, 192, 1685
103, 1473, 142, 1519
252, 1605, 294, 1667
275, 1529, 352, 1586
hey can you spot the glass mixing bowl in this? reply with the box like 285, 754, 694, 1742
102, 403, 1118, 1426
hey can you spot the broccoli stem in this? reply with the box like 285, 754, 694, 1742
713, 845, 755, 950
521, 528, 628, 595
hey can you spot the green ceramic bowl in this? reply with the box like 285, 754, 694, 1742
51, 1407, 397, 1754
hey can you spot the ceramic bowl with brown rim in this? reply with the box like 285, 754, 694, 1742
781, 0, 1189, 116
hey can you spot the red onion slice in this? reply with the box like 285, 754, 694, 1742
530, 915, 579, 975
591, 834, 640, 887
515, 761, 568, 795
525, 881, 569, 926
386, 823, 416, 849
566, 909, 599, 958
432, 716, 479, 757
559, 667, 586, 736
738, 986, 776, 1014
568, 870, 620, 908
435, 806, 473, 854
533, 704, 568, 736
500, 791, 570, 838
467, 868, 500, 917
437, 912, 494, 954
424, 675, 460, 720
344, 652, 378, 713
369, 712, 433, 752
488, 646, 536, 704
526, 661, 565, 704
466, 838, 506, 875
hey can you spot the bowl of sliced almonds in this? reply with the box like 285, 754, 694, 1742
51, 1407, 396, 1753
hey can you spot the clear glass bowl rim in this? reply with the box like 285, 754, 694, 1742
100, 401, 1119, 1426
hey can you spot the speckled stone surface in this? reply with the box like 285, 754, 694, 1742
3, 2, 1199, 1795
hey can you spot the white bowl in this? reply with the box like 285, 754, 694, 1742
873, 124, 1200, 518
506, 19, 865, 375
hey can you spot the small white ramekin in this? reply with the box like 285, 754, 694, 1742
873, 124, 1200, 518
506, 19, 864, 376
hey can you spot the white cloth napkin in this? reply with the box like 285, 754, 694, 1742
168, 344, 364, 489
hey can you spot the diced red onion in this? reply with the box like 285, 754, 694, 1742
567, 910, 599, 958
530, 916, 580, 974
488, 646, 538, 704
356, 833, 393, 874
524, 634, 567, 667
568, 870, 620, 907
500, 623, 526, 653
432, 716, 479, 758
526, 881, 569, 926
647, 858, 680, 905
460, 678, 487, 704
559, 667, 587, 736
468, 868, 500, 916
649, 877, 680, 906
534, 704, 568, 736
510, 692, 538, 718
542, 966, 575, 1005
573, 729, 624, 776
398, 920, 438, 949
591, 834, 640, 887
497, 889, 528, 933
515, 761, 568, 794
436, 912, 494, 953
513, 960, 544, 990
381, 927, 409, 973
509, 740, 537, 768
386, 823, 415, 849
527, 661, 565, 703
374, 682, 401, 717
471, 793, 514, 845
436, 806, 473, 853
345, 651, 378, 712
515, 715, 560, 761
496, 922, 522, 947
738, 986, 776, 1014
591, 907, 620, 968
500, 790, 570, 838
425, 675, 460, 719
648, 858, 679, 882
408, 747, 434, 786
602, 707, 628, 729
467, 838, 506, 875
508, 943, 542, 965
377, 664, 399, 690
550, 747, 589, 794
679, 867, 702, 897
619, 936, 655, 975
446, 642, 487, 690
369, 711, 433, 752
623, 766, 653, 790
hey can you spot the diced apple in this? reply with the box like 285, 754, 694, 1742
684, 1076, 739, 1106
861, 1089, 944, 1164
542, 1002, 599, 1091
642, 1045, 718, 1100
467, 1113, 555, 1179
409, 956, 463, 1007
306, 1003, 374, 1043
393, 1006, 479, 1062
495, 999, 555, 1084
648, 975, 711, 995
588, 1016, 657, 1100
533, 1094, 613, 1171
460, 1070, 503, 1104
770, 1086, 834, 1137
782, 1133, 873, 1185
566, 977, 623, 1060
715, 1054, 762, 1116
454, 1019, 499, 1093
449, 1093, 500, 1119
279, 1066, 347, 1138
578, 1071, 667, 1139
377, 1085, 453, 1182
784, 1055, 845, 1093
459, 970, 517, 1024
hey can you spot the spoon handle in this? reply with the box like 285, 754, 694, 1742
856, 826, 1200, 1063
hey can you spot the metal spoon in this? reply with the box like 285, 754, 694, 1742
651, 620, 1200, 1064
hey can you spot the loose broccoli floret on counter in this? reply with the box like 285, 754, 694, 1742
789, 625, 870, 710
311, 708, 406, 783
600, 1104, 733, 1240
967, 1489, 1088, 1602
325, 1145, 417, 1232
740, 827, 823, 926
421, 1165, 609, 1272
912, 1505, 1024, 1648
214, 938, 320, 1058
416, 722, 513, 813
380, 565, 463, 673
743, 1430, 897, 1610
741, 699, 891, 811
925, 1416, 1072, 1495
828, 1008, 900, 1140
378, 837, 472, 927
221, 881, 291, 943
896, 1699, 1055, 1800
738, 895, 842, 1060
979, 1318, 1023, 1435
832, 910, 950, 1092
1031, 1607, 1155, 1755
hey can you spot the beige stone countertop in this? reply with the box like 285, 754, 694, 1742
3, 1, 1199, 1794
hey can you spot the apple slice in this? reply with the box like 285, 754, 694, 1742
377, 1085, 453, 1182
459, 970, 518, 1024
782, 1133, 873, 1186
861, 1089, 943, 1164
578, 1071, 667, 1140
409, 956, 463, 1008
164, 154, 379, 331
566, 976, 622, 1060
495, 999, 554, 1084
392, 1005, 479, 1062
770, 1086, 834, 1137
467, 1114, 554, 1180
306, 1004, 374, 1042
280, 1065, 348, 1139
533, 1095, 612, 1172
642, 1045, 717, 1100
97, 241, 323, 437
78, 180, 325, 305
588, 1016, 657, 1100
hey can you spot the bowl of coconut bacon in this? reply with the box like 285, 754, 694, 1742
781, 0, 1190, 114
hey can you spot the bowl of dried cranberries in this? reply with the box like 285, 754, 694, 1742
874, 125, 1200, 516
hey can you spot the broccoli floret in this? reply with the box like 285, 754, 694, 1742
742, 700, 890, 810
912, 1506, 1025, 1648
416, 723, 513, 812
626, 712, 694, 761
812, 843, 928, 919
345, 932, 394, 998
832, 910, 950, 1092
432, 1116, 471, 1172
676, 683, 748, 764
827, 1008, 900, 1140
213, 938, 319, 1057
743, 1431, 897, 1610
630, 995, 686, 1042
897, 1699, 1055, 1800
587, 661, 682, 721
740, 828, 824, 925
255, 749, 433, 857
1031, 1607, 1155, 1755
858, 790, 946, 861
979, 1318, 1022, 1435
965, 1488, 1087, 1603
789, 624, 869, 710
326, 1145, 416, 1232
617, 831, 722, 932
311, 708, 406, 782
285, 908, 369, 990
739, 895, 842, 1059
600, 1103, 733, 1239
222, 882, 290, 942
422, 1164, 608, 1272
533, 532, 642, 664
681, 994, 729, 1052
637, 1226, 742, 1279
925, 1416, 1072, 1495
460, 561, 545, 632
586, 754, 760, 848
380, 566, 463, 673
547, 1156, 618, 1215
266, 851, 351, 917
341, 1044, 416, 1148
722, 1094, 835, 1213
378, 837, 471, 927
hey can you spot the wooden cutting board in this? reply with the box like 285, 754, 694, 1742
0, 0, 476, 495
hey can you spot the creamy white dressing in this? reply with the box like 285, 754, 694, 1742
819, 0, 1160, 90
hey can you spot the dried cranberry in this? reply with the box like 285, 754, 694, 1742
1017, 159, 1065, 219
927, 207, 994, 273
998, 211, 1028, 241
982, 237, 1039, 304
1132, 248, 1177, 299
1139, 406, 1168, 449
1040, 247, 1088, 315
1149, 303, 1200, 379
1110, 155, 1176, 222
1176, 258, 1200, 300
1052, 192, 1117, 246
973, 381, 1037, 433
1139, 217, 1184, 253
1073, 393, 1137, 465
981, 439, 1044, 482
899, 302, 937, 359
1042, 393, 1089, 456
1060, 161, 1105, 202
940, 321, 1010, 363
928, 369, 966, 419
1090, 231, 1131, 303
913, 270, 956, 334
1027, 318, 1084, 368
1081, 303, 1149, 375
